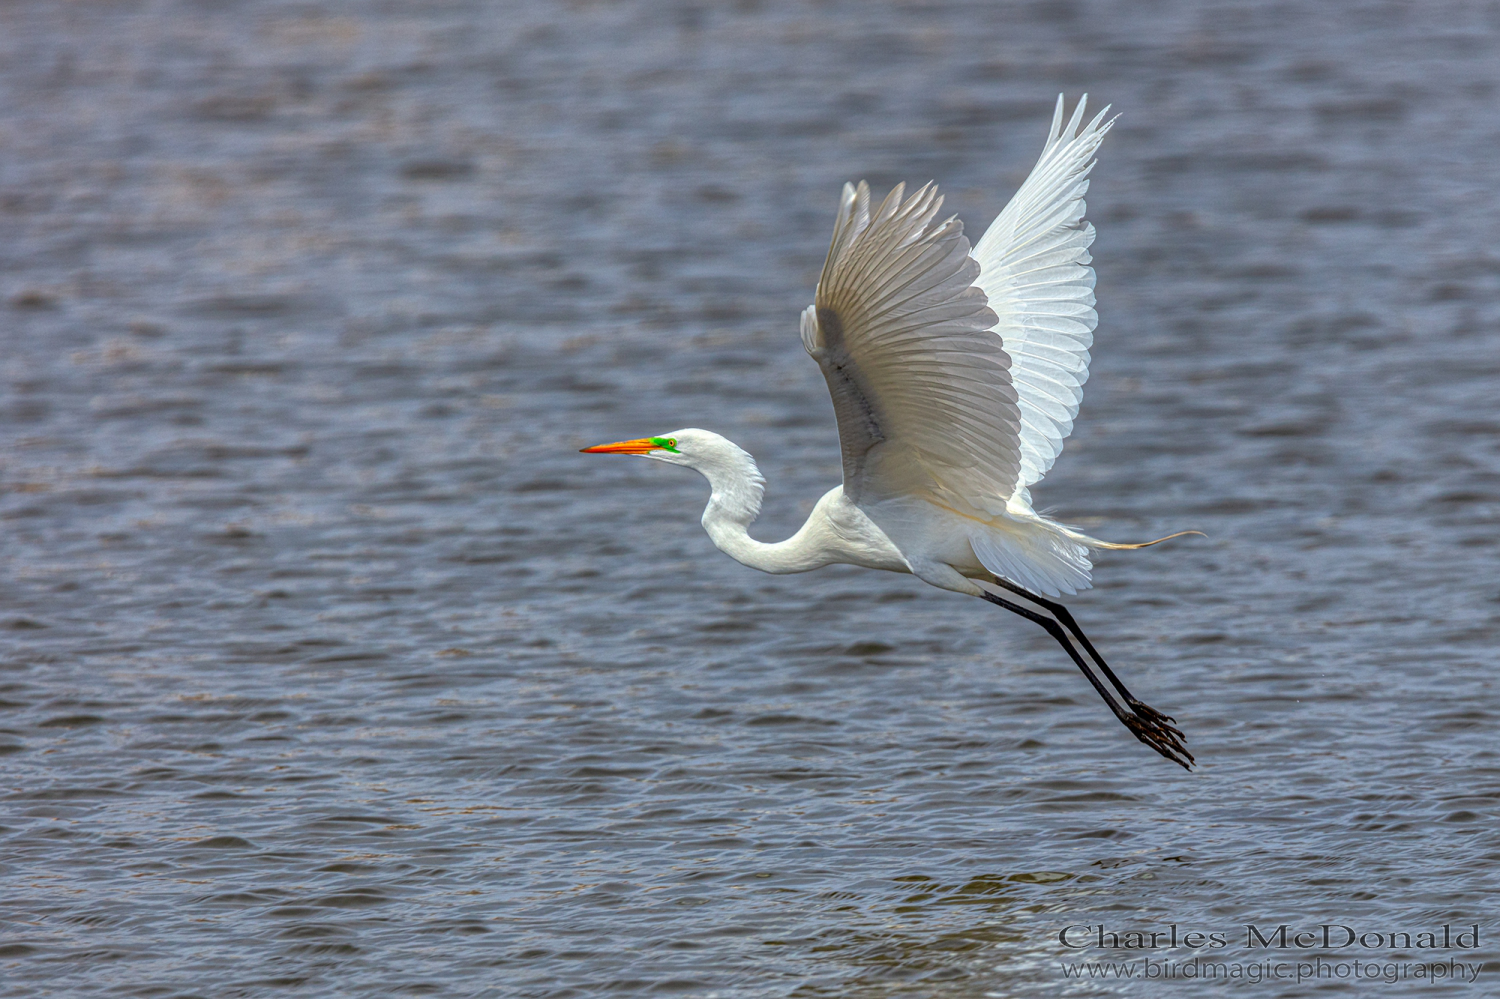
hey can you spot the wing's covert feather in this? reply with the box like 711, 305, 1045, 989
805, 182, 1021, 515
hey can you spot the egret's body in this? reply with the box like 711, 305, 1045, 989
585, 97, 1196, 768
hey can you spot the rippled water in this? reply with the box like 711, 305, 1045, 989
2, 1, 1498, 995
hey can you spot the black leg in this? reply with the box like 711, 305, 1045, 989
981, 585, 1193, 770
990, 578, 1178, 723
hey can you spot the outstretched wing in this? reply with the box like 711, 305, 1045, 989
971, 95, 1114, 508
802, 181, 1021, 518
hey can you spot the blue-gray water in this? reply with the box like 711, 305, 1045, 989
2, 1, 1498, 995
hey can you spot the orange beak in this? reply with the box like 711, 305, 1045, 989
579, 437, 660, 455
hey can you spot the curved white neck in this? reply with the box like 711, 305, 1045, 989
694, 447, 829, 575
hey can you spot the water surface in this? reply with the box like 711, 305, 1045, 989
1, 1, 1498, 995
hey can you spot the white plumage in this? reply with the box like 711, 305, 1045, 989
583, 96, 1197, 769
974, 95, 1112, 511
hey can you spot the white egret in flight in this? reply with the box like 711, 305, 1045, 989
584, 96, 1198, 769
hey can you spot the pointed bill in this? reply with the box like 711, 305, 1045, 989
580, 437, 661, 455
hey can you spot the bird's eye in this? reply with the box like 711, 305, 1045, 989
669, 438, 677, 448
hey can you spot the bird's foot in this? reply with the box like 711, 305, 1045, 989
1122, 698, 1194, 771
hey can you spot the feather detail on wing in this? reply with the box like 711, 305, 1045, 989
971, 94, 1115, 510
802, 181, 1021, 518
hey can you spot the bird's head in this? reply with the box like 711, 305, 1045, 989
579, 428, 712, 468
580, 429, 766, 518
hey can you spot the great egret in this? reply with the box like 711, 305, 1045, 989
583, 96, 1198, 769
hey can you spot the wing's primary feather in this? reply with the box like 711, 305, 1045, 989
971, 94, 1114, 509
803, 181, 1021, 518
